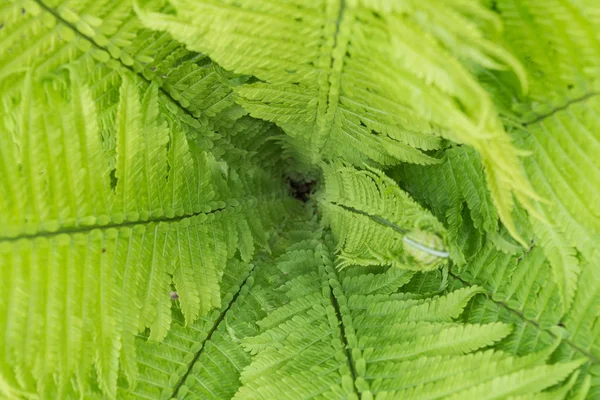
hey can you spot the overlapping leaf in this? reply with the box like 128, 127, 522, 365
2, 0, 600, 399
0, 1, 295, 398
136, 0, 539, 241
319, 162, 449, 271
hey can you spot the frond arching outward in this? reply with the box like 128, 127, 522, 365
235, 222, 582, 399
454, 244, 563, 355
136, 0, 540, 243
452, 241, 599, 398
116, 219, 325, 400
0, 1, 296, 398
112, 217, 588, 400
319, 162, 449, 271
481, 0, 600, 308
0, 68, 294, 398
116, 257, 258, 400
0, 0, 245, 131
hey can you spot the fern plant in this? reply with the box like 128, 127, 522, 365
1, 0, 599, 399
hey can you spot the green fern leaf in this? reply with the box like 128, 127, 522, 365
393, 146, 501, 265
112, 219, 584, 399
479, 0, 600, 307
136, 0, 540, 243
0, 2, 295, 397
320, 162, 449, 271
3, 0, 600, 398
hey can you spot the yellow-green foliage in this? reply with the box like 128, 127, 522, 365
1, 0, 599, 399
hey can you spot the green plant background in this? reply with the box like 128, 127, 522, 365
1, 0, 599, 399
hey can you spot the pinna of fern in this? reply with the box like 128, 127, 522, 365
487, 0, 600, 311
396, 0, 600, 310
0, 65, 296, 397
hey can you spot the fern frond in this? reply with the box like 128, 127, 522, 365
564, 259, 600, 362
0, 2, 296, 397
341, 266, 414, 296
319, 162, 448, 271
454, 244, 562, 353
117, 258, 258, 400
442, 360, 584, 400
116, 218, 319, 399
453, 240, 599, 397
480, 0, 600, 307
3, 0, 600, 399
126, 219, 561, 399
136, 0, 539, 242
233, 223, 580, 399
508, 370, 589, 400
13, 0, 245, 128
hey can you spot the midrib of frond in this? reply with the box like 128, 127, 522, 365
314, 0, 349, 160
0, 190, 284, 243
0, 207, 225, 244
169, 263, 256, 399
32, 0, 203, 130
520, 91, 600, 126
448, 270, 600, 365
326, 261, 360, 397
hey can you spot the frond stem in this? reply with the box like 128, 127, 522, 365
522, 91, 600, 126
328, 282, 360, 397
170, 263, 257, 398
